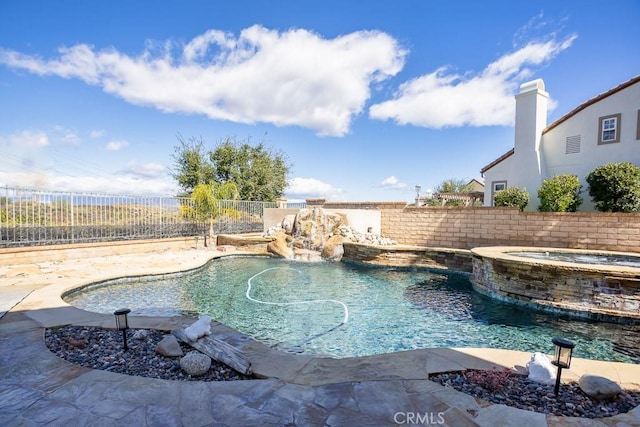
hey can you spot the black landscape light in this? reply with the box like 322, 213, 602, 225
114, 308, 131, 351
551, 337, 575, 396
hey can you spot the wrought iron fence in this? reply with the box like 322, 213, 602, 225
0, 187, 278, 248
283, 202, 307, 209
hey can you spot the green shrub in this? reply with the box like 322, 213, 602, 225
421, 197, 442, 207
537, 174, 583, 212
494, 187, 529, 211
586, 162, 640, 212
444, 199, 466, 207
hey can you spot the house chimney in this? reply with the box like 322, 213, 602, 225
511, 79, 549, 198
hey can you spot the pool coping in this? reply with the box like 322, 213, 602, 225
472, 246, 640, 275
1, 245, 640, 425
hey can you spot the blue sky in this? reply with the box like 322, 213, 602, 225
1, 1, 638, 202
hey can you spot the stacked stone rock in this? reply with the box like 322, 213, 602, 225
264, 208, 396, 261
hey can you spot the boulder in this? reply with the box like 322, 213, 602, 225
526, 352, 556, 385
263, 225, 282, 239
267, 231, 293, 259
156, 334, 184, 357
321, 235, 344, 261
578, 375, 622, 400
292, 208, 348, 252
281, 214, 296, 235
184, 315, 212, 341
180, 351, 212, 376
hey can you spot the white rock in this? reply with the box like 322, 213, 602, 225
184, 315, 212, 341
526, 352, 556, 385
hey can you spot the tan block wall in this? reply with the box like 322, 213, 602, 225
376, 206, 640, 253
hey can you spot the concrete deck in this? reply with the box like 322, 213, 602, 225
1, 246, 639, 426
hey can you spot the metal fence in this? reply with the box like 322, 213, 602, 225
283, 202, 307, 209
0, 187, 279, 248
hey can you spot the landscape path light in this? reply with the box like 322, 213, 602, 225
551, 337, 575, 396
114, 308, 131, 351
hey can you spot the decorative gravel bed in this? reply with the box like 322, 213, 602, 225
45, 325, 254, 382
430, 369, 640, 418
43, 326, 640, 418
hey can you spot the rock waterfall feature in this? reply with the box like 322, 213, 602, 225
264, 207, 395, 262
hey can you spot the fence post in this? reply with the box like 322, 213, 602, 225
70, 193, 75, 243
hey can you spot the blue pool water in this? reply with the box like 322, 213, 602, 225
64, 256, 640, 362
508, 251, 640, 268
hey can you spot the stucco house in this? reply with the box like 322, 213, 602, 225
481, 75, 640, 211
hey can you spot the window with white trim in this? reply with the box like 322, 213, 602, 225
491, 181, 507, 206
598, 113, 621, 144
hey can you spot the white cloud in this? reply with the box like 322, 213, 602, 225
105, 140, 129, 151
53, 125, 81, 145
118, 161, 165, 179
0, 170, 177, 195
285, 177, 343, 201
0, 131, 54, 182
1, 130, 50, 147
0, 129, 173, 194
90, 129, 106, 138
369, 33, 576, 128
0, 26, 407, 137
1, 127, 84, 150
380, 175, 406, 190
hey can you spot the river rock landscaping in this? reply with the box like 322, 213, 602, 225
45, 325, 640, 418
45, 325, 254, 382
430, 369, 640, 418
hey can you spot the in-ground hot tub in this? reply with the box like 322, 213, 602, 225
471, 246, 640, 324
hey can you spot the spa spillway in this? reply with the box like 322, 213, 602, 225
471, 246, 640, 324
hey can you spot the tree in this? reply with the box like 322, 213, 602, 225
494, 187, 529, 211
586, 162, 640, 212
191, 181, 240, 239
209, 138, 289, 201
433, 178, 477, 207
537, 174, 583, 212
171, 135, 290, 201
435, 178, 474, 194
170, 134, 215, 197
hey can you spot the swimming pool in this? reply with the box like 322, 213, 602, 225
64, 256, 640, 363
